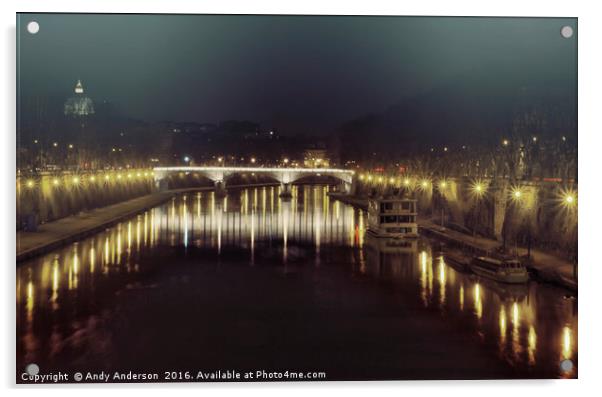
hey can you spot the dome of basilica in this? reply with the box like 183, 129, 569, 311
64, 80, 95, 117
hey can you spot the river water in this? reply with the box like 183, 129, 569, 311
17, 185, 578, 381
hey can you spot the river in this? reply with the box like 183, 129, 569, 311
16, 185, 578, 381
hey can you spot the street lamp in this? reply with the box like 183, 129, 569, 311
512, 187, 523, 201
558, 189, 578, 278
472, 182, 486, 197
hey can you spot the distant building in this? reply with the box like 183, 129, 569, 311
64, 80, 95, 117
303, 148, 329, 168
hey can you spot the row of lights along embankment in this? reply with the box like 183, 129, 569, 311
21, 171, 155, 190
357, 174, 576, 206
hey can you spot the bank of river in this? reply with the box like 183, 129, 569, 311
17, 183, 280, 263
328, 193, 577, 292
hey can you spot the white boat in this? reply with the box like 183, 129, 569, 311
367, 196, 418, 239
470, 256, 529, 284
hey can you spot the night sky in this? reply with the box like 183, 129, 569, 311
17, 14, 577, 136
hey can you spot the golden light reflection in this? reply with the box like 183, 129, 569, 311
104, 236, 110, 270
438, 256, 446, 305
528, 326, 537, 365
90, 247, 95, 273
136, 219, 141, 251
116, 228, 122, 264
51, 259, 59, 306
499, 306, 507, 346
420, 251, 428, 306
69, 250, 79, 290
474, 283, 482, 319
144, 212, 148, 246
562, 326, 573, 360
26, 281, 34, 323
511, 302, 522, 357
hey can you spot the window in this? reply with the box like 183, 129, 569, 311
381, 202, 393, 212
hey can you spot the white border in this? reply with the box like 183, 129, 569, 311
2, 1, 601, 396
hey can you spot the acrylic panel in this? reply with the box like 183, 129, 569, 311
16, 13, 577, 383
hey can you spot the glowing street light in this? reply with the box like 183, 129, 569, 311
26, 180, 35, 188
502, 139, 509, 146
53, 178, 60, 186
53, 142, 58, 147
183, 156, 190, 163
250, 157, 256, 164
283, 158, 289, 164
470, 179, 487, 198
68, 144, 74, 149
403, 178, 410, 186
560, 189, 577, 209
511, 186, 523, 202
72, 177, 80, 185
439, 180, 447, 190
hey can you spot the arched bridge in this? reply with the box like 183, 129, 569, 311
153, 166, 355, 195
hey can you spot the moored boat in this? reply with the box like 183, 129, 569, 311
470, 256, 529, 284
367, 196, 418, 239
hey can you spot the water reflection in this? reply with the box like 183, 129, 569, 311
358, 235, 577, 377
17, 185, 577, 379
